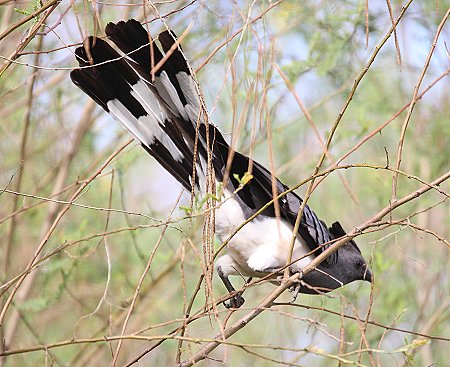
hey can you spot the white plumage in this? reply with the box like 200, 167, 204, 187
215, 190, 315, 278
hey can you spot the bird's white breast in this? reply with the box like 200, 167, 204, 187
214, 190, 315, 276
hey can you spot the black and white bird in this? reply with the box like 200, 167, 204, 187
71, 19, 372, 308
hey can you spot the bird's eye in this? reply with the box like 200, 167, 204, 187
356, 260, 364, 268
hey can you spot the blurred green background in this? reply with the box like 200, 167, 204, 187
0, 0, 448, 366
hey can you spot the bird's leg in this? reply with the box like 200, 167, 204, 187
217, 266, 245, 308
257, 266, 303, 303
288, 270, 304, 303
289, 279, 302, 304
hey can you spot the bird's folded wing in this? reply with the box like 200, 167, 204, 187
223, 149, 338, 266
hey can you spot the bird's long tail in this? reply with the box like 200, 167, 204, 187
70, 19, 228, 192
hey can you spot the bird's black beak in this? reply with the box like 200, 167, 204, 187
363, 266, 373, 283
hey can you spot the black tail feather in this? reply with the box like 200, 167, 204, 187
72, 37, 146, 118
70, 19, 230, 193
105, 19, 157, 74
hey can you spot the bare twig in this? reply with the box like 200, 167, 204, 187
0, 141, 133, 326
391, 7, 450, 200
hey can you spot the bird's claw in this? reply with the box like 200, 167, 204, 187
289, 282, 301, 303
223, 293, 245, 309
287, 270, 303, 303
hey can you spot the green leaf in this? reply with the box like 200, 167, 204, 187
14, 8, 31, 16
179, 205, 193, 215
233, 172, 253, 186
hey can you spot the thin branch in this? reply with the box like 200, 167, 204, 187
391, 7, 450, 200
0, 141, 133, 326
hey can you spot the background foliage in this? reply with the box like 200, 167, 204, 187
0, 0, 448, 366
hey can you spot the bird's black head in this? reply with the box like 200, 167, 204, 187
300, 222, 372, 294
333, 236, 372, 284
